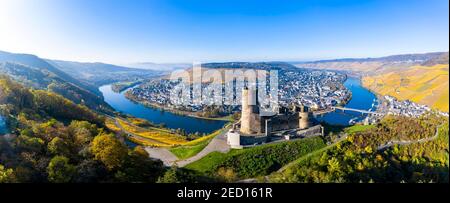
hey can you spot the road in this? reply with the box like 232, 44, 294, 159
377, 124, 441, 150
108, 115, 231, 166
146, 127, 231, 167
144, 147, 179, 166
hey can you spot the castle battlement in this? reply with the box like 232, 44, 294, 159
228, 88, 323, 149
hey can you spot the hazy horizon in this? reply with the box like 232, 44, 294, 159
1, 48, 449, 67
1, 0, 448, 64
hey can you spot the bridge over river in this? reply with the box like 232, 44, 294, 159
313, 106, 384, 116
332, 106, 384, 115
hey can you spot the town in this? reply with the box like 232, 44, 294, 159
126, 68, 351, 115
381, 95, 449, 118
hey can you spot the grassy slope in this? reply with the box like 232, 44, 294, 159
169, 124, 230, 159
185, 151, 231, 173
170, 141, 210, 159
184, 125, 371, 176
269, 116, 449, 183
274, 125, 372, 176
362, 64, 449, 112
184, 136, 327, 178
344, 125, 375, 134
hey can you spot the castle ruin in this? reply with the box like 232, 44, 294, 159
227, 87, 324, 149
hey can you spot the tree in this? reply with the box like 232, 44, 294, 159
0, 164, 15, 183
16, 135, 45, 152
48, 137, 70, 156
217, 167, 237, 182
90, 134, 127, 170
68, 121, 98, 147
231, 112, 241, 121
74, 159, 107, 183
157, 166, 180, 183
115, 146, 164, 183
327, 157, 341, 173
47, 156, 76, 183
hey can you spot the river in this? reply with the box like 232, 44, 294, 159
0, 115, 7, 135
315, 77, 378, 126
99, 77, 376, 134
99, 85, 227, 134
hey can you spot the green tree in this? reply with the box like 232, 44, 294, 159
90, 134, 127, 170
115, 146, 164, 182
157, 166, 180, 183
16, 135, 45, 152
47, 156, 76, 183
69, 121, 98, 147
48, 137, 70, 156
327, 157, 341, 173
0, 164, 15, 183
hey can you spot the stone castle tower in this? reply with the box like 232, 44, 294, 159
298, 105, 310, 129
240, 87, 263, 134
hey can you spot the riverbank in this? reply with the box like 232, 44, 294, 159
99, 84, 228, 134
123, 89, 234, 122
111, 80, 143, 93
315, 77, 379, 126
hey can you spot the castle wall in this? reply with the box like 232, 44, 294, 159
241, 87, 313, 135
296, 125, 323, 137
240, 135, 269, 145
240, 88, 263, 135
227, 131, 242, 149
299, 112, 310, 129
268, 114, 300, 132
240, 88, 251, 134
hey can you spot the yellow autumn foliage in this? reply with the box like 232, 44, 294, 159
362, 64, 449, 112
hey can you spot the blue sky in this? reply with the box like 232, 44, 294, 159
0, 0, 448, 63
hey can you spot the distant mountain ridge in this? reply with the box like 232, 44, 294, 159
48, 60, 162, 86
421, 52, 449, 66
294, 52, 449, 75
126, 62, 191, 72
303, 52, 448, 64
0, 50, 113, 112
0, 50, 100, 95
201, 61, 298, 70
291, 51, 449, 112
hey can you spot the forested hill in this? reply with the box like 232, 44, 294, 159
0, 51, 113, 113
0, 76, 165, 183
269, 115, 449, 183
0, 51, 100, 95
294, 52, 449, 74
301, 52, 448, 64
47, 60, 162, 86
201, 62, 298, 70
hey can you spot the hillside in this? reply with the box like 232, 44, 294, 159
294, 52, 449, 75
268, 115, 449, 183
362, 64, 449, 112
48, 60, 162, 86
0, 51, 100, 95
294, 52, 449, 112
0, 76, 166, 183
126, 62, 191, 72
184, 136, 327, 181
202, 61, 298, 71
0, 51, 113, 112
